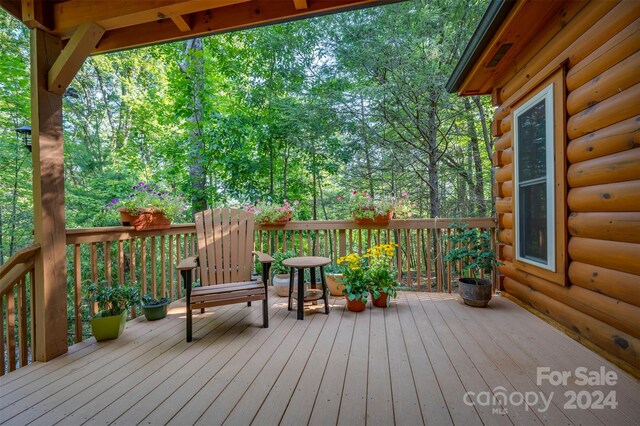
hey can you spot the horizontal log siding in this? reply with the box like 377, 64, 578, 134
492, 1, 640, 370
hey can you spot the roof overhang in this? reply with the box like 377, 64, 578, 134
446, 0, 567, 96
1, 0, 404, 55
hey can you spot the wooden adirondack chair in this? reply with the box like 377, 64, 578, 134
177, 208, 274, 342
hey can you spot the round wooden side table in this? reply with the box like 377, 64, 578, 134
282, 256, 331, 320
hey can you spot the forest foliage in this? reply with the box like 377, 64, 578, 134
0, 0, 493, 263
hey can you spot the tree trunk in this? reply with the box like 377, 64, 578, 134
474, 96, 494, 215
463, 97, 486, 216
184, 37, 208, 212
427, 97, 440, 217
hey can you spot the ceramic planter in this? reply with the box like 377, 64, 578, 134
259, 211, 292, 226
142, 301, 169, 321
458, 278, 492, 307
345, 296, 366, 312
119, 208, 171, 231
371, 291, 390, 308
272, 272, 298, 297
325, 273, 344, 296
91, 309, 127, 341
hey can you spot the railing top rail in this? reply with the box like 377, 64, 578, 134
0, 243, 40, 281
256, 217, 497, 231
65, 224, 196, 244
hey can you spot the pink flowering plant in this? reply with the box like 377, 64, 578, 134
245, 199, 299, 224
105, 182, 187, 221
338, 190, 409, 220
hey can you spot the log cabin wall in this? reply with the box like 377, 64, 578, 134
490, 1, 640, 371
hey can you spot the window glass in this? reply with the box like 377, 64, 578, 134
518, 182, 547, 263
517, 99, 546, 182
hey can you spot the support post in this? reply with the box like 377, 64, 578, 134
31, 28, 67, 361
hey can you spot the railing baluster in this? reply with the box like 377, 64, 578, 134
416, 229, 422, 292
90, 243, 98, 314
6, 289, 16, 372
118, 240, 124, 284
141, 237, 147, 295
426, 229, 432, 291
29, 269, 36, 358
104, 241, 112, 285
18, 279, 28, 366
151, 236, 157, 298
74, 244, 82, 343
435, 228, 442, 292
161, 235, 167, 298
176, 234, 182, 299
130, 238, 136, 286
169, 235, 174, 300
406, 229, 411, 288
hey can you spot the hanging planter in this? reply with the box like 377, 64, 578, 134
119, 208, 171, 231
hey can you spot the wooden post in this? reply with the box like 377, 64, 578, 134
30, 28, 68, 361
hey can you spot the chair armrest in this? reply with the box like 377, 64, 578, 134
177, 256, 199, 270
253, 251, 275, 264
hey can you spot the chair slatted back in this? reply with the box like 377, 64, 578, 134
194, 208, 254, 286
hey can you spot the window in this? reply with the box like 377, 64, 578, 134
513, 83, 555, 271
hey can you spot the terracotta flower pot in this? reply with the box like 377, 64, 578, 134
353, 211, 394, 225
260, 211, 292, 226
345, 296, 366, 312
371, 291, 390, 308
119, 208, 171, 231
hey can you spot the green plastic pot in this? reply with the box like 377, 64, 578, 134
91, 309, 127, 341
142, 302, 169, 321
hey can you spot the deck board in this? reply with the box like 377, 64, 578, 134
1, 290, 638, 426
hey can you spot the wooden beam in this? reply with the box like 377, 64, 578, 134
171, 14, 192, 32
48, 23, 104, 95
0, 0, 22, 21
21, 0, 53, 30
95, 0, 401, 54
53, 0, 251, 38
31, 28, 68, 362
293, 0, 308, 10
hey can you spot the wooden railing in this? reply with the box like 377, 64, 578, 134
0, 243, 40, 375
255, 218, 497, 293
65, 224, 196, 344
1, 217, 496, 374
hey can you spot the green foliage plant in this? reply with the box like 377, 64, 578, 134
444, 222, 502, 282
364, 243, 399, 301
87, 281, 140, 317
141, 294, 170, 306
270, 251, 298, 275
339, 191, 408, 220
245, 199, 299, 224
336, 253, 369, 304
106, 182, 187, 222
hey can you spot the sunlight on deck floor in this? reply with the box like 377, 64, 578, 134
1, 290, 639, 426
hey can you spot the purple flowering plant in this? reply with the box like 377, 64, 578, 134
105, 182, 187, 222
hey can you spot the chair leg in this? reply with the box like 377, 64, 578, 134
320, 266, 330, 315
297, 267, 305, 320
247, 302, 252, 307
201, 308, 205, 314
263, 297, 269, 328
186, 308, 193, 342
182, 269, 194, 342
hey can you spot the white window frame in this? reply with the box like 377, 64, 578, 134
513, 82, 555, 272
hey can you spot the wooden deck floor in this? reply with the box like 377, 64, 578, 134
1, 290, 639, 426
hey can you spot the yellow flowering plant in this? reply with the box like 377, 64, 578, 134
364, 243, 399, 303
337, 243, 399, 305
336, 253, 369, 303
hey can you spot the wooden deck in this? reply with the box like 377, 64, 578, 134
1, 290, 638, 426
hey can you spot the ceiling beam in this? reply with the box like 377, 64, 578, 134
53, 0, 251, 38
21, 0, 53, 30
171, 14, 192, 32
48, 23, 105, 94
0, 0, 22, 21
94, 0, 401, 54
293, 0, 308, 10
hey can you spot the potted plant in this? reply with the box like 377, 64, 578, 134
106, 182, 186, 231
364, 243, 399, 308
444, 222, 501, 307
339, 191, 408, 225
337, 253, 369, 312
245, 199, 299, 226
270, 251, 298, 297
87, 281, 140, 341
141, 294, 171, 321
324, 264, 344, 296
